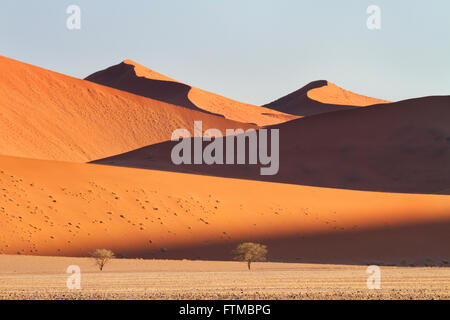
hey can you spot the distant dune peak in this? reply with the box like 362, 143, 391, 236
122, 59, 138, 66
122, 59, 137, 65
122, 59, 176, 82
263, 80, 389, 117
308, 81, 390, 106
300, 80, 329, 92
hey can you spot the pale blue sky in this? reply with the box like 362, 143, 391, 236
1, 0, 449, 104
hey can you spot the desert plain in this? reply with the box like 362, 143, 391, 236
1, 255, 449, 300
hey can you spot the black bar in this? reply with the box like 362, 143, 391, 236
1, 300, 447, 319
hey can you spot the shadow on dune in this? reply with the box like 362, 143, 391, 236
117, 219, 450, 266
85, 62, 223, 117
91, 96, 450, 194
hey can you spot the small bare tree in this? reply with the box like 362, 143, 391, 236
90, 249, 115, 271
233, 242, 267, 270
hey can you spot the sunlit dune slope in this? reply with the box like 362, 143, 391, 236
85, 60, 297, 126
0, 155, 449, 265
0, 56, 254, 162
263, 80, 389, 116
93, 96, 450, 194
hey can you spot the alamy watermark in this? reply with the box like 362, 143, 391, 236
170, 121, 279, 175
66, 5, 81, 30
66, 265, 81, 289
366, 5, 381, 30
366, 265, 381, 289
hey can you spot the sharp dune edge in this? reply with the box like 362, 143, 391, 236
307, 81, 390, 106
0, 56, 255, 162
0, 155, 449, 265
85, 59, 298, 126
263, 80, 389, 116
124, 59, 177, 82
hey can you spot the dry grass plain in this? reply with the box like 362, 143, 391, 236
0, 255, 448, 300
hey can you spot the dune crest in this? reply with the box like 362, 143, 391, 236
123, 59, 176, 82
264, 80, 389, 116
86, 60, 298, 126
308, 81, 390, 106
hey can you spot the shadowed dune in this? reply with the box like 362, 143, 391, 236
263, 80, 389, 116
0, 56, 254, 162
85, 60, 298, 126
137, 220, 450, 266
85, 60, 219, 116
92, 96, 450, 194
0, 155, 449, 265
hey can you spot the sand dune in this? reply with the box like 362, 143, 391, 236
263, 80, 389, 116
0, 155, 449, 265
85, 60, 297, 126
93, 96, 450, 194
0, 56, 254, 162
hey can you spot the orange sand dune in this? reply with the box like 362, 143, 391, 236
0, 155, 449, 265
85, 60, 298, 126
263, 80, 389, 116
93, 96, 450, 194
0, 56, 254, 162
